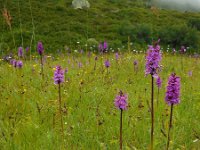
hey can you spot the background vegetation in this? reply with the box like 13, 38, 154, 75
0, 0, 200, 53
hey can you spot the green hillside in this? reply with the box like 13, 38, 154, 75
1, 0, 200, 52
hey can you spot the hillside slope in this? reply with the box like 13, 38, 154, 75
0, 0, 200, 52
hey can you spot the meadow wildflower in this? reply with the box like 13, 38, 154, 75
114, 91, 128, 150
78, 62, 83, 68
37, 41, 44, 77
133, 60, 138, 66
165, 73, 181, 150
115, 52, 119, 60
54, 66, 64, 84
17, 60, 23, 68
188, 71, 192, 77
26, 47, 29, 53
104, 60, 110, 68
145, 41, 162, 76
99, 41, 108, 53
114, 91, 128, 110
18, 47, 23, 58
54, 65, 65, 139
10, 59, 17, 67
37, 41, 44, 55
145, 39, 162, 150
165, 73, 180, 105
179, 46, 186, 54
98, 43, 103, 53
156, 76, 162, 89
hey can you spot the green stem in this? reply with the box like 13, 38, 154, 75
120, 109, 123, 150
58, 83, 64, 138
40, 55, 44, 78
150, 76, 154, 150
166, 104, 174, 150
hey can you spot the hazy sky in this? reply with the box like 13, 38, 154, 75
163, 0, 200, 2
153, 0, 200, 11
160, 0, 200, 5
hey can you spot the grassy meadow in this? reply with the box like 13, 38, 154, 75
1, 0, 200, 149
0, 51, 199, 149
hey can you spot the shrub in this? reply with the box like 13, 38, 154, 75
158, 24, 200, 49
135, 23, 152, 44
188, 18, 200, 31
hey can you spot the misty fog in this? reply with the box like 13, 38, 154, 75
152, 0, 200, 12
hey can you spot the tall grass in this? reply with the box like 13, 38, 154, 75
0, 52, 199, 149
